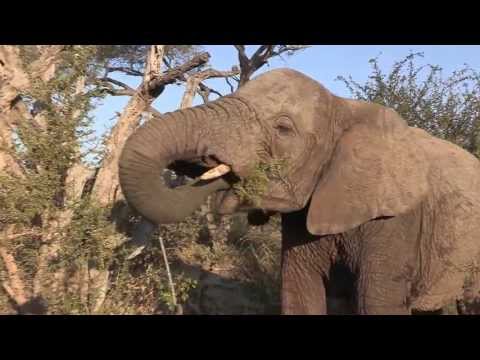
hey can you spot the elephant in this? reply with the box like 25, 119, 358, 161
118, 68, 480, 315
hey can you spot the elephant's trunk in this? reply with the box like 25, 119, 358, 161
118, 103, 234, 224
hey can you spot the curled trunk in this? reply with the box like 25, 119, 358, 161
118, 105, 230, 224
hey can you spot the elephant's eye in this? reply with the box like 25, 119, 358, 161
274, 117, 295, 137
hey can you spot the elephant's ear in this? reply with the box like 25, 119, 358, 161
306, 107, 430, 236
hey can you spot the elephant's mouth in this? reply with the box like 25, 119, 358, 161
168, 156, 299, 214
169, 156, 280, 214
168, 156, 238, 183
167, 156, 242, 209
166, 157, 210, 178
167, 156, 240, 186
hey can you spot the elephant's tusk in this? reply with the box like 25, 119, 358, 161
200, 164, 231, 180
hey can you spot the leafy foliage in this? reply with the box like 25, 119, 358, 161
95, 45, 203, 72
0, 46, 99, 225
337, 52, 480, 156
233, 158, 287, 206
55, 200, 120, 270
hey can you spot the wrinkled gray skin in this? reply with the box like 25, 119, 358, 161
119, 69, 480, 314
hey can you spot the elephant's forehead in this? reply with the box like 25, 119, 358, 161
236, 69, 332, 133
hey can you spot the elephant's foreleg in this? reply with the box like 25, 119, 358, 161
356, 261, 411, 315
281, 249, 328, 314
280, 210, 334, 315
354, 217, 418, 315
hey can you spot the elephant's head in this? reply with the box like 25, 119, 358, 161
119, 69, 429, 235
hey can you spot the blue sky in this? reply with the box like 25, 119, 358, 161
92, 45, 480, 139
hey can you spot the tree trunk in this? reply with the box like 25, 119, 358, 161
89, 45, 166, 313
31, 75, 92, 310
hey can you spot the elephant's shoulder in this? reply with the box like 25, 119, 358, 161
408, 127, 480, 215
409, 127, 480, 174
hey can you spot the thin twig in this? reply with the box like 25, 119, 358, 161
100, 76, 133, 90
106, 66, 143, 77
225, 77, 235, 93
200, 83, 222, 97
233, 45, 310, 87
158, 234, 182, 314
180, 66, 240, 108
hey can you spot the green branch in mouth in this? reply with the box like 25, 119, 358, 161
233, 158, 287, 206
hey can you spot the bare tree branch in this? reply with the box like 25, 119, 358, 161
107, 88, 137, 97
198, 86, 210, 103
195, 68, 240, 79
101, 76, 132, 90
99, 78, 162, 116
233, 45, 310, 87
144, 45, 165, 84
162, 54, 222, 98
179, 76, 202, 109
106, 66, 143, 77
30, 45, 67, 82
251, 45, 274, 69
179, 67, 240, 108
163, 57, 172, 69
234, 45, 249, 69
146, 52, 210, 96
225, 77, 236, 93
99, 77, 136, 97
271, 45, 310, 57
199, 83, 222, 97
0, 245, 28, 306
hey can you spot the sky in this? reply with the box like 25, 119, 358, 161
91, 45, 480, 139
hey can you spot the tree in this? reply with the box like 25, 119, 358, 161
0, 45, 100, 312
0, 44, 308, 314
